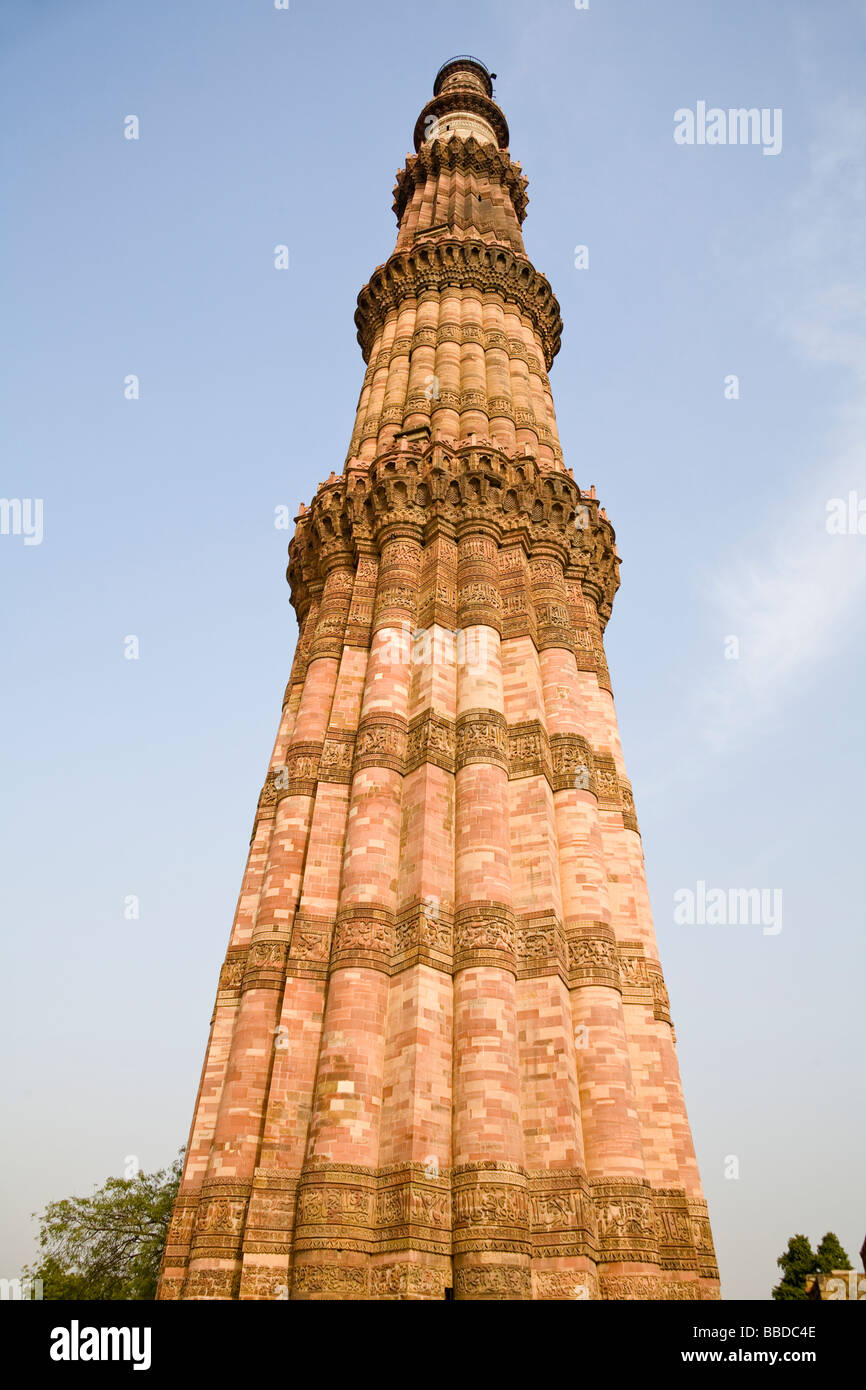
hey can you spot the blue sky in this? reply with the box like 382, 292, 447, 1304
1, 0, 864, 1300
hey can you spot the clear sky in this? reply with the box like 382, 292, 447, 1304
2, 0, 864, 1301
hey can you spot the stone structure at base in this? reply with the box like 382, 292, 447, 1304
158, 56, 720, 1301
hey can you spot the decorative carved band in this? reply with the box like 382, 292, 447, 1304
318, 731, 355, 784
618, 941, 654, 1004
172, 1164, 714, 1298
455, 708, 508, 771
288, 438, 619, 634
548, 731, 596, 795
454, 1265, 532, 1300
620, 777, 638, 833
688, 1197, 720, 1281
370, 1263, 451, 1300
211, 914, 671, 1010
507, 720, 553, 783
344, 553, 378, 648
188, 1179, 253, 1263
331, 904, 395, 974
566, 923, 620, 990
452, 1164, 530, 1256
352, 714, 408, 774
363, 323, 547, 379
593, 752, 620, 810
647, 963, 672, 1023
535, 601, 575, 653
527, 1168, 595, 1260
517, 911, 567, 981
255, 767, 283, 819
241, 1169, 300, 1258
405, 711, 456, 775
456, 581, 502, 632
291, 1263, 368, 1299
377, 1168, 451, 1256
287, 914, 333, 978
598, 1274, 712, 1301
654, 1189, 698, 1274
294, 1168, 379, 1256
591, 1179, 660, 1266
217, 951, 246, 996
282, 742, 322, 800
453, 902, 516, 972
534, 1269, 599, 1301
182, 1267, 241, 1300
412, 93, 510, 155
355, 241, 562, 369
242, 938, 289, 993
162, 1195, 198, 1271
393, 901, 453, 971
251, 708, 636, 829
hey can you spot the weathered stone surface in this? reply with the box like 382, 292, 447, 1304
157, 57, 718, 1303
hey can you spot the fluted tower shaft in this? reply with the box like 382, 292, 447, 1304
158, 56, 719, 1303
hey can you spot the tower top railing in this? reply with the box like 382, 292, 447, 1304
433, 55, 495, 98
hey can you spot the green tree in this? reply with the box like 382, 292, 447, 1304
772, 1233, 817, 1301
816, 1232, 852, 1273
22, 1153, 182, 1300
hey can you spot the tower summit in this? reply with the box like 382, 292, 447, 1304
158, 58, 719, 1301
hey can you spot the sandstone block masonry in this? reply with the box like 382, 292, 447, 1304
157, 56, 719, 1302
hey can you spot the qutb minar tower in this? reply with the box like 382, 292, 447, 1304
159, 57, 719, 1301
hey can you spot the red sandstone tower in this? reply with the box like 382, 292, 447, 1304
158, 57, 719, 1301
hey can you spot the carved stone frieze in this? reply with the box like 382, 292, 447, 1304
566, 922, 621, 990
454, 1264, 532, 1300
688, 1198, 720, 1281
353, 714, 408, 774
534, 1269, 599, 1300
456, 708, 508, 771
242, 938, 288, 993
240, 1170, 300, 1258
598, 1274, 706, 1301
393, 136, 529, 227
287, 915, 332, 978
617, 941, 653, 1004
189, 1179, 253, 1262
453, 903, 516, 972
654, 1189, 698, 1273
288, 438, 620, 639
318, 732, 356, 784
393, 901, 453, 971
507, 720, 552, 784
331, 905, 395, 973
217, 951, 246, 996
516, 911, 567, 982
182, 1267, 242, 1300
549, 732, 596, 796
593, 753, 621, 810
281, 742, 322, 799
451, 1164, 530, 1256
356, 241, 562, 370
405, 710, 456, 775
648, 964, 672, 1024
592, 1179, 660, 1266
369, 1262, 450, 1299
526, 1168, 596, 1259
291, 1263, 369, 1299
